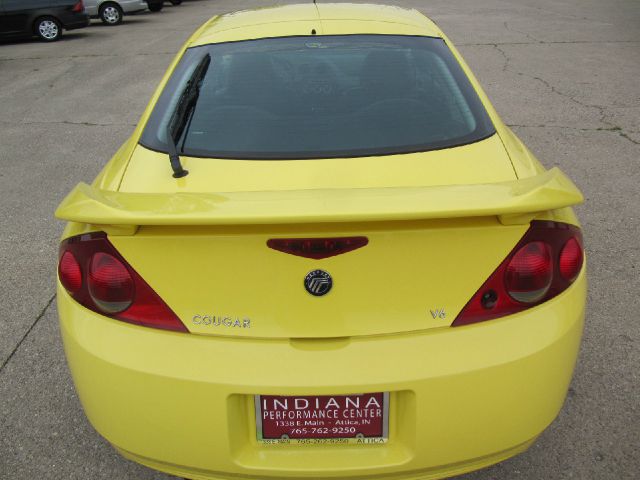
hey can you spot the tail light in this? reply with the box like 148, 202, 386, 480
88, 253, 134, 314
59, 251, 82, 294
267, 237, 368, 259
72, 0, 84, 13
505, 241, 552, 303
559, 237, 583, 281
58, 232, 187, 332
453, 221, 584, 326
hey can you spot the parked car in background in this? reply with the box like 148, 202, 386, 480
83, 0, 146, 25
0, 0, 89, 41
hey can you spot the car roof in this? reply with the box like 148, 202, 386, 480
190, 3, 443, 46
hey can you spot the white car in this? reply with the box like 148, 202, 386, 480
83, 0, 147, 25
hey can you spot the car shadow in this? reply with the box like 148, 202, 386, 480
89, 16, 152, 27
0, 36, 36, 46
0, 31, 91, 46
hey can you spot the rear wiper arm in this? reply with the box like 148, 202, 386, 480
166, 123, 187, 178
166, 53, 211, 178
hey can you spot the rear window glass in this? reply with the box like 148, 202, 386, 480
140, 35, 495, 159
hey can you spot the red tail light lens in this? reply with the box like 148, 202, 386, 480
505, 241, 552, 303
559, 237, 584, 281
72, 0, 84, 13
267, 237, 368, 259
453, 221, 584, 326
58, 232, 187, 332
59, 251, 82, 294
88, 253, 134, 314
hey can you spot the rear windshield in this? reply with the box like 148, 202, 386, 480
140, 35, 495, 159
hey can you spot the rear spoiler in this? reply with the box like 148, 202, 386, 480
55, 167, 582, 228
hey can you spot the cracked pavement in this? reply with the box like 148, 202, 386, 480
0, 0, 638, 478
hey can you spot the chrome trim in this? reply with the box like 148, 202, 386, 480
382, 392, 390, 439
254, 395, 263, 440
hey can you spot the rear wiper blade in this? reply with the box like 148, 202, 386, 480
166, 53, 211, 178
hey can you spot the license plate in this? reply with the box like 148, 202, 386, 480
255, 393, 389, 444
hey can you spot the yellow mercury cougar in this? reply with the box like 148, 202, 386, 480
55, 4, 587, 480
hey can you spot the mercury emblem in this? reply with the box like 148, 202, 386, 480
304, 270, 333, 297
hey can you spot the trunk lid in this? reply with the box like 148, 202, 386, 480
106, 218, 529, 337
118, 135, 515, 194
57, 154, 582, 338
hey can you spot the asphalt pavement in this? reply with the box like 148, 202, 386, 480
0, 0, 638, 478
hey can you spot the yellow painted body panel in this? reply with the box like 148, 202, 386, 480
190, 4, 441, 46
55, 3, 588, 479
58, 267, 586, 479
108, 219, 525, 337
192, 4, 319, 46
119, 135, 515, 194
314, 3, 439, 32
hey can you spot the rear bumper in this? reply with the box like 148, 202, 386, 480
62, 14, 90, 30
57, 269, 586, 480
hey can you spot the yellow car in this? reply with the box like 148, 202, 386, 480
55, 4, 587, 480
